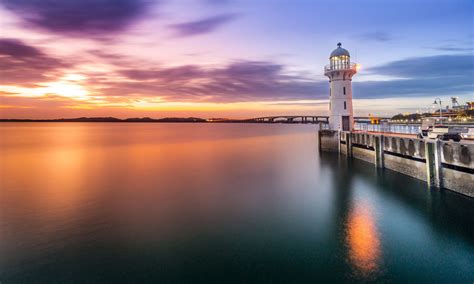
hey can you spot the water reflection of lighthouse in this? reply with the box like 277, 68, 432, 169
322, 153, 382, 280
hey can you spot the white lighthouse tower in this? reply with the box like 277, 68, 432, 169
324, 43, 357, 131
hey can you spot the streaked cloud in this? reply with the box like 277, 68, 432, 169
2, 39, 472, 107
356, 54, 474, 98
367, 54, 473, 78
0, 39, 68, 85
0, 38, 43, 57
203, 0, 233, 5
100, 61, 325, 102
0, 0, 155, 36
169, 13, 239, 37
431, 45, 473, 52
99, 54, 474, 102
357, 31, 393, 42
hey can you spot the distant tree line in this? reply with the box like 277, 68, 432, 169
392, 109, 473, 120
391, 113, 426, 121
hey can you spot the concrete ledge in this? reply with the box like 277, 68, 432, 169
440, 142, 474, 169
384, 153, 427, 182
442, 168, 474, 198
352, 146, 375, 164
319, 130, 339, 152
340, 142, 347, 155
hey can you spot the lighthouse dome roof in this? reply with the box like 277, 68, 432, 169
330, 43, 350, 58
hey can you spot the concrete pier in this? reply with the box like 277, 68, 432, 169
374, 135, 384, 168
319, 130, 340, 152
319, 130, 474, 198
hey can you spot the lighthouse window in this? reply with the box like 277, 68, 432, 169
343, 87, 346, 95
344, 101, 347, 110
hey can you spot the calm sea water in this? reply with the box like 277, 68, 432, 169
1, 123, 473, 283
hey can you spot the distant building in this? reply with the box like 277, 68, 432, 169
431, 99, 474, 118
324, 43, 358, 131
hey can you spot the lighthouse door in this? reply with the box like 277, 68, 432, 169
342, 116, 350, 131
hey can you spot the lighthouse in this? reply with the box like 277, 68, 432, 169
324, 43, 357, 131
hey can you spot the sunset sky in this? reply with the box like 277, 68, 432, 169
0, 0, 472, 119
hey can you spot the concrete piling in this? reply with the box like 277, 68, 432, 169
425, 141, 443, 188
346, 132, 352, 158
425, 142, 437, 187
374, 135, 384, 168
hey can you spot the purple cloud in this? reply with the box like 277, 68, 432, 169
170, 13, 239, 37
104, 55, 474, 102
121, 66, 206, 82
203, 0, 233, 5
0, 93, 88, 108
0, 38, 42, 57
0, 0, 154, 36
356, 54, 474, 98
358, 31, 392, 42
0, 39, 68, 84
367, 54, 473, 78
3, 40, 471, 104
99, 61, 326, 102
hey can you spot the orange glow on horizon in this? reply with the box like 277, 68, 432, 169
0, 81, 330, 118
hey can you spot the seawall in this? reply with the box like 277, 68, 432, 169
319, 130, 474, 198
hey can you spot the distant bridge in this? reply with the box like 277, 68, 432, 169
242, 116, 390, 124
244, 116, 329, 124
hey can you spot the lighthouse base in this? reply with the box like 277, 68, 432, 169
329, 115, 353, 131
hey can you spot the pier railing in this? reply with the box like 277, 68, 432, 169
324, 63, 357, 73
354, 122, 421, 135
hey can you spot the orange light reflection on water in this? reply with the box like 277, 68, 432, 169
346, 201, 382, 278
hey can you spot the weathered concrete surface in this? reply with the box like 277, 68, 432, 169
425, 141, 442, 188
442, 168, 474, 198
319, 130, 339, 152
340, 143, 347, 155
352, 147, 375, 164
440, 142, 474, 169
374, 135, 384, 168
384, 154, 427, 181
384, 136, 425, 159
351, 133, 374, 148
341, 131, 352, 157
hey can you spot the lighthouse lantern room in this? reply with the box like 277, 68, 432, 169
324, 43, 357, 131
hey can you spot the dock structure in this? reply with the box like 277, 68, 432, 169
319, 130, 474, 198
